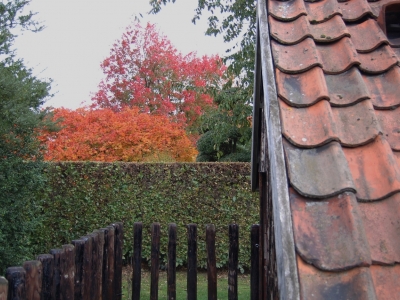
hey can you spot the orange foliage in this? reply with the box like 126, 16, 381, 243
40, 107, 197, 162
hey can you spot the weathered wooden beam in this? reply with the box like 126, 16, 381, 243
71, 239, 85, 299
132, 222, 142, 300
37, 254, 54, 300
150, 223, 160, 300
250, 224, 260, 300
228, 224, 239, 300
6, 266, 26, 299
50, 248, 63, 299
23, 260, 42, 300
112, 222, 123, 300
187, 224, 197, 300
167, 223, 177, 300
93, 230, 105, 300
80, 234, 93, 300
0, 277, 7, 300
61, 244, 75, 299
100, 226, 115, 300
206, 224, 217, 300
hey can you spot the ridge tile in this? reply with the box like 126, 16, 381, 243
276, 67, 329, 107
343, 135, 400, 201
326, 67, 371, 107
347, 19, 389, 53
283, 139, 356, 198
290, 188, 371, 271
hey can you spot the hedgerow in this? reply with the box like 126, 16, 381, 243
34, 162, 258, 271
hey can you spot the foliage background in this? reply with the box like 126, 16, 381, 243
34, 162, 258, 271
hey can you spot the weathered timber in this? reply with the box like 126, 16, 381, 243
113, 222, 123, 300
6, 266, 26, 300
89, 232, 101, 300
167, 223, 177, 300
71, 239, 85, 300
251, 225, 260, 300
187, 224, 197, 300
80, 235, 93, 300
23, 260, 42, 300
150, 223, 160, 300
101, 226, 115, 300
37, 254, 54, 300
50, 248, 63, 300
61, 244, 75, 300
228, 224, 239, 300
206, 224, 217, 300
132, 222, 142, 300
0, 277, 7, 300
93, 230, 105, 300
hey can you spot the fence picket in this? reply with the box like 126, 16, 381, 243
228, 224, 239, 300
0, 277, 7, 300
132, 222, 142, 300
50, 248, 63, 299
37, 254, 54, 300
23, 260, 42, 300
6, 266, 26, 299
80, 235, 93, 300
113, 222, 124, 300
187, 224, 197, 300
251, 225, 260, 300
71, 239, 85, 300
150, 223, 161, 300
206, 224, 217, 300
101, 226, 115, 300
61, 244, 75, 299
167, 223, 177, 300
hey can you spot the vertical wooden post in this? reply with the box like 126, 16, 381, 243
228, 224, 239, 300
132, 222, 142, 300
167, 223, 177, 300
80, 235, 93, 300
105, 226, 116, 300
6, 266, 26, 300
150, 223, 160, 300
23, 260, 42, 300
71, 239, 85, 300
37, 254, 54, 300
50, 248, 63, 300
0, 277, 7, 300
187, 224, 197, 300
251, 225, 260, 300
93, 230, 105, 300
61, 244, 75, 300
206, 224, 217, 300
113, 222, 123, 300
89, 231, 101, 300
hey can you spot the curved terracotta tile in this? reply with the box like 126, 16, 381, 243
326, 67, 371, 107
368, 1, 383, 19
331, 100, 381, 147
290, 189, 371, 271
316, 37, 360, 74
375, 108, 400, 151
280, 99, 338, 147
358, 45, 398, 74
310, 15, 350, 43
271, 38, 323, 73
370, 265, 400, 300
394, 152, 400, 168
268, 0, 307, 21
283, 139, 356, 198
269, 15, 311, 45
276, 67, 329, 107
305, 0, 341, 24
297, 256, 377, 299
347, 19, 389, 53
343, 135, 400, 201
393, 47, 400, 59
359, 194, 400, 265
363, 66, 400, 109
337, 0, 374, 21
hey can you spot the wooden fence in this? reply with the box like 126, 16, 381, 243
130, 222, 260, 300
0, 222, 123, 300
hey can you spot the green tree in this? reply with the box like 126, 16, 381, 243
0, 0, 53, 273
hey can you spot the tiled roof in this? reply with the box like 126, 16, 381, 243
265, 0, 400, 297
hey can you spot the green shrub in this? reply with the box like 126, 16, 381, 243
34, 162, 258, 271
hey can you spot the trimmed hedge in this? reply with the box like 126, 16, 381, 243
34, 162, 259, 271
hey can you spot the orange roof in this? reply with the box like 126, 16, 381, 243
253, 0, 400, 298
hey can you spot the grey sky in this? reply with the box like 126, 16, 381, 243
14, 0, 227, 109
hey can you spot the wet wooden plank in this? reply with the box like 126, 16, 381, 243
23, 260, 42, 300
150, 223, 160, 300
187, 224, 197, 300
167, 223, 177, 300
37, 254, 54, 300
132, 222, 142, 300
6, 266, 26, 300
206, 224, 217, 300
228, 224, 239, 300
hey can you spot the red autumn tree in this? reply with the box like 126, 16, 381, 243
40, 107, 198, 162
91, 22, 226, 129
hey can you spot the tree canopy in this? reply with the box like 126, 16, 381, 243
91, 22, 226, 131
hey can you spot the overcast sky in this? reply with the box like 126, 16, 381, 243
13, 0, 227, 109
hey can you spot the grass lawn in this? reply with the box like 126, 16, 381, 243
122, 268, 251, 300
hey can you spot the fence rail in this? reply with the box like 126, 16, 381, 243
0, 222, 123, 300
130, 222, 260, 300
